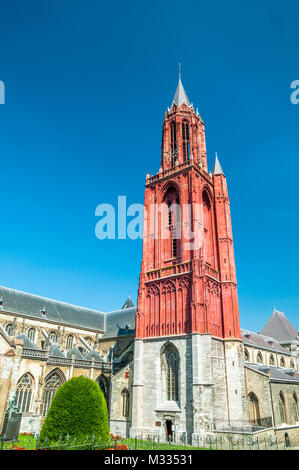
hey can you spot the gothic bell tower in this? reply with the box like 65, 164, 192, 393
131, 72, 248, 440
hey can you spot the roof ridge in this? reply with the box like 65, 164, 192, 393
0, 285, 104, 314
106, 306, 137, 315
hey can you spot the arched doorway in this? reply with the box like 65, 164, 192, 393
165, 419, 173, 442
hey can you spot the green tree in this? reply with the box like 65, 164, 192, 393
39, 376, 109, 445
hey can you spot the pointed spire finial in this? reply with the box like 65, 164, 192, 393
172, 64, 191, 107
213, 152, 224, 175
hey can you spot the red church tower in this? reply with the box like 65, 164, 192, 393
131, 73, 247, 440
136, 74, 241, 342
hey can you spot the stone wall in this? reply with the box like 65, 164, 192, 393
244, 365, 273, 421
244, 344, 296, 370
109, 361, 133, 437
19, 414, 41, 434
270, 382, 299, 427
130, 334, 248, 441
131, 335, 192, 439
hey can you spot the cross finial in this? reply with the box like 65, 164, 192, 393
178, 62, 181, 80
215, 151, 218, 158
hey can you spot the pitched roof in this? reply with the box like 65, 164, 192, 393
241, 328, 291, 355
0, 286, 105, 331
102, 306, 136, 339
172, 78, 191, 107
16, 333, 38, 350
245, 362, 299, 383
121, 295, 134, 309
261, 308, 298, 343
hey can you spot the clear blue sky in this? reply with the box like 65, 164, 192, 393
0, 0, 298, 332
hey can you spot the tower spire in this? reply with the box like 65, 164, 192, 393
172, 63, 191, 107
213, 152, 224, 175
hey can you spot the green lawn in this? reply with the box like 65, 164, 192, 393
2, 433, 208, 450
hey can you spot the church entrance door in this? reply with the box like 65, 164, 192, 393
165, 420, 173, 442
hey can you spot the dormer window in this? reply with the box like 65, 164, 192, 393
40, 307, 46, 317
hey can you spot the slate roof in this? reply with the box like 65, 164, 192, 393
16, 333, 38, 350
49, 343, 65, 358
0, 285, 137, 340
85, 349, 105, 362
245, 362, 299, 383
121, 295, 134, 310
102, 306, 136, 339
66, 346, 87, 360
261, 308, 298, 343
0, 286, 105, 331
241, 328, 291, 355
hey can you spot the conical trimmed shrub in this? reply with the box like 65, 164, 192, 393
39, 376, 109, 445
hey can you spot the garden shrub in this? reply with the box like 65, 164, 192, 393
39, 376, 109, 446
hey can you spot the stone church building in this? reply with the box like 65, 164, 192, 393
0, 77, 298, 446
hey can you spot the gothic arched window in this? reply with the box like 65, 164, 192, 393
269, 354, 275, 365
290, 359, 295, 369
5, 323, 14, 336
280, 356, 285, 367
163, 186, 180, 259
42, 370, 64, 417
257, 352, 263, 364
279, 392, 287, 424
167, 350, 179, 400
244, 349, 250, 361
170, 121, 177, 166
27, 327, 36, 342
15, 374, 33, 413
202, 190, 215, 266
85, 337, 93, 347
49, 331, 57, 343
66, 335, 73, 351
248, 392, 260, 425
292, 393, 298, 423
121, 389, 129, 417
182, 121, 190, 162
162, 344, 179, 402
